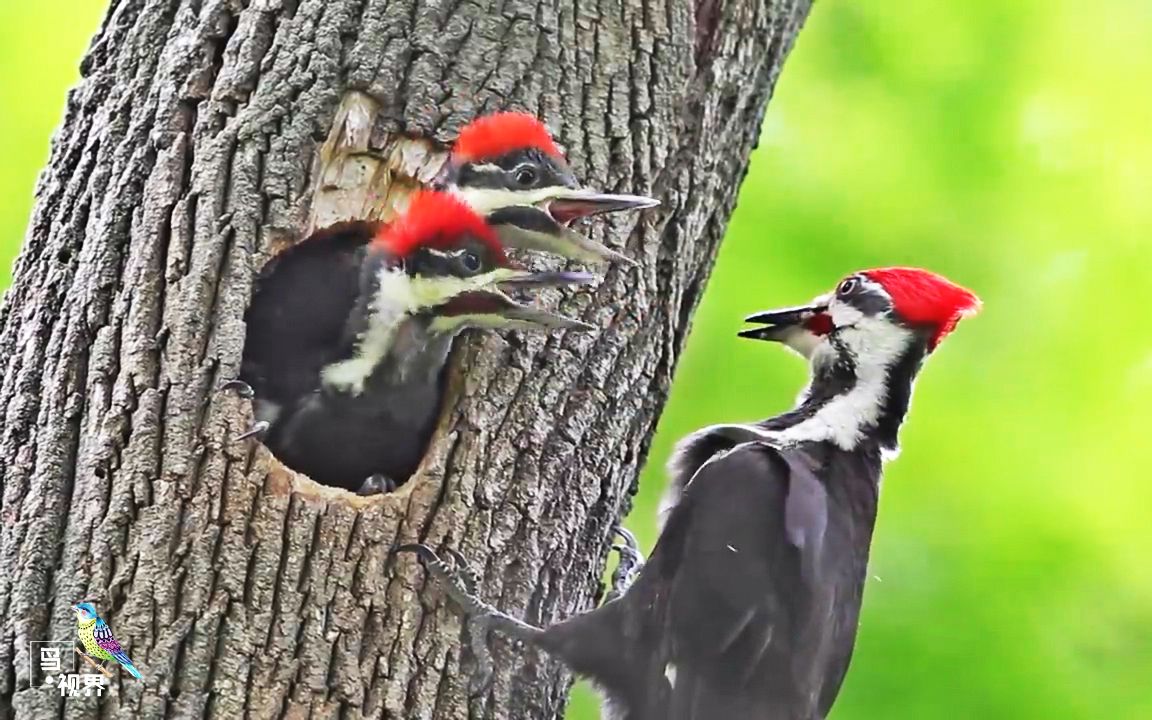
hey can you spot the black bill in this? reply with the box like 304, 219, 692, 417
738, 303, 830, 342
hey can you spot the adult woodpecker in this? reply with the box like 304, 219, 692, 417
402, 267, 981, 720
235, 190, 597, 493
229, 112, 657, 493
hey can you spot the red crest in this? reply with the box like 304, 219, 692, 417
452, 112, 563, 163
375, 191, 504, 259
863, 267, 982, 350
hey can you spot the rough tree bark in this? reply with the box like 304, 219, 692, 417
0, 0, 810, 717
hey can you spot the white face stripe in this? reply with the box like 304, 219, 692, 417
321, 268, 415, 395
321, 265, 518, 395
772, 315, 914, 451
452, 185, 570, 214
828, 301, 865, 331
735, 279, 912, 453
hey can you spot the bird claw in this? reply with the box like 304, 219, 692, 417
605, 526, 645, 605
429, 548, 494, 696
393, 544, 496, 619
234, 420, 270, 442
395, 543, 544, 693
220, 379, 255, 399
357, 474, 398, 496
441, 547, 480, 595
222, 380, 268, 443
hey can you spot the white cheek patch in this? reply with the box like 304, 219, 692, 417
829, 301, 865, 329
408, 272, 492, 307
758, 306, 915, 453
837, 314, 913, 371
452, 185, 569, 214
780, 327, 824, 359
322, 266, 516, 394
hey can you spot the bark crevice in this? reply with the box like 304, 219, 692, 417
0, 0, 811, 717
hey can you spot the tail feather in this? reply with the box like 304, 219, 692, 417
114, 652, 142, 680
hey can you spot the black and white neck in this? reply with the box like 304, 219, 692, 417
671, 312, 929, 483
320, 259, 464, 396
662, 315, 926, 520
759, 313, 928, 458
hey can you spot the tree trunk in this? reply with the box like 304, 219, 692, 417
0, 0, 810, 717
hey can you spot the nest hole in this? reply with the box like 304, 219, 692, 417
232, 227, 457, 498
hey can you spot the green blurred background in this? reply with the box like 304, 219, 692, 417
3, 1, 1150, 718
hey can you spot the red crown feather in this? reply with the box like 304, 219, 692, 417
375, 191, 504, 259
863, 267, 982, 350
452, 112, 563, 163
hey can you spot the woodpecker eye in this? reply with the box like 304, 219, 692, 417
836, 277, 860, 297
513, 165, 538, 187
457, 250, 483, 275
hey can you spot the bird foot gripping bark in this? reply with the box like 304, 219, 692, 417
395, 544, 545, 696
396, 529, 645, 693
605, 527, 645, 604
219, 379, 256, 399
234, 421, 270, 441
220, 379, 270, 441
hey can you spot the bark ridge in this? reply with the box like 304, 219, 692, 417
0, 0, 811, 717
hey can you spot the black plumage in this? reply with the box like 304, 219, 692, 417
405, 266, 982, 719
237, 221, 452, 490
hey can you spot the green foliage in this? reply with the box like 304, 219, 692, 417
0, 4, 108, 287
3, 2, 1148, 718
574, 0, 1152, 716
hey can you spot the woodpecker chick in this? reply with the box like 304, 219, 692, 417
439, 111, 659, 266
318, 190, 594, 395
230, 112, 657, 493
240, 191, 595, 492
407, 267, 981, 720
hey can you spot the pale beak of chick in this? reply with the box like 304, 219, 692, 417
542, 188, 661, 223
486, 188, 659, 267
441, 292, 597, 332
431, 266, 598, 333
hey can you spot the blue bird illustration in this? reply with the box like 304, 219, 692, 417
72, 602, 142, 680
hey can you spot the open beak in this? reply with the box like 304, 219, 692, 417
481, 294, 597, 331
497, 268, 598, 289
486, 188, 659, 267
433, 290, 595, 332
738, 303, 831, 342
430, 266, 597, 333
543, 188, 661, 223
